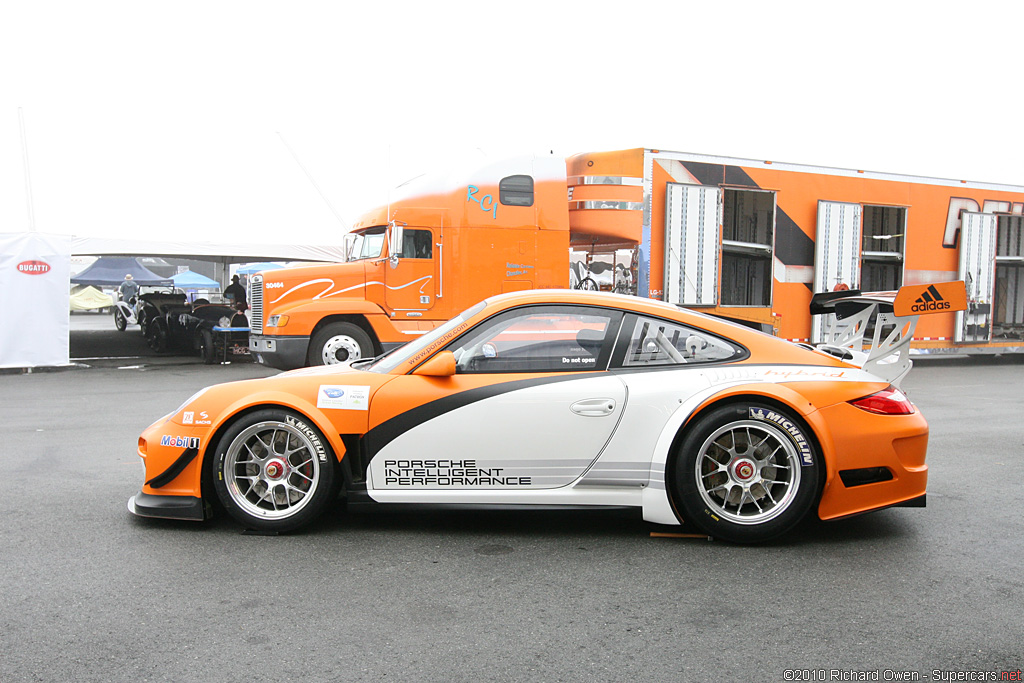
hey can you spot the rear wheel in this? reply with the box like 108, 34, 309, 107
309, 322, 373, 366
671, 402, 821, 543
211, 409, 337, 533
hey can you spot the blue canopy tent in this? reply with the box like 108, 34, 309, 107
171, 270, 220, 288
70, 256, 172, 286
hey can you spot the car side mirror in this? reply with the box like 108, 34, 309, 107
413, 350, 456, 377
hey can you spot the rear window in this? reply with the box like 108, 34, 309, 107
619, 316, 745, 366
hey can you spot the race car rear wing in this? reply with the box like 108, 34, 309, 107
808, 281, 967, 386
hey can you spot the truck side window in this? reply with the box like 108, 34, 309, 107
398, 229, 432, 259
499, 175, 534, 207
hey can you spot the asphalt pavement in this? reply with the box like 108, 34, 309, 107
0, 325, 1021, 681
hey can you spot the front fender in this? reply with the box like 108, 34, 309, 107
266, 298, 386, 334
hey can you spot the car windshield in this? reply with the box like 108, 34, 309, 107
347, 228, 386, 261
369, 301, 487, 373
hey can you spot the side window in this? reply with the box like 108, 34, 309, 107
621, 316, 743, 366
398, 229, 433, 259
499, 175, 534, 207
448, 306, 619, 373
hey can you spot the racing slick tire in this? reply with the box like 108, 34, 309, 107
211, 409, 338, 533
671, 402, 822, 544
146, 319, 168, 353
309, 322, 373, 366
200, 329, 216, 365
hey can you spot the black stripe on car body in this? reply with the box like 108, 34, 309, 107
361, 373, 595, 461
146, 447, 200, 489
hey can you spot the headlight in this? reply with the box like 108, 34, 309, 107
218, 316, 231, 327
266, 315, 289, 328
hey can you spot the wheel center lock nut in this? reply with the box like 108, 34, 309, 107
734, 460, 755, 481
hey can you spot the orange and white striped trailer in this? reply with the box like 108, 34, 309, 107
567, 148, 1024, 354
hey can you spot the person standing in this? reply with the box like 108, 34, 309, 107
118, 273, 140, 302
224, 274, 247, 308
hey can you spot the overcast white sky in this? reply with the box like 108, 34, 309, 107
2, 1, 1022, 247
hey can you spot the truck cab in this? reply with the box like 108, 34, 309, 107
249, 155, 570, 370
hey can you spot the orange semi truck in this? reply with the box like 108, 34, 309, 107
248, 148, 1024, 370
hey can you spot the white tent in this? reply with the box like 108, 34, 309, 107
71, 237, 347, 263
0, 234, 346, 369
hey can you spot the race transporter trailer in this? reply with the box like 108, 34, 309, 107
249, 148, 1024, 370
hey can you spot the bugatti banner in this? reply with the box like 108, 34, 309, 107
0, 232, 71, 368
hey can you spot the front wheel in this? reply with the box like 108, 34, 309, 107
113, 308, 127, 331
211, 409, 337, 533
200, 329, 216, 364
309, 322, 373, 366
671, 402, 822, 543
146, 319, 168, 352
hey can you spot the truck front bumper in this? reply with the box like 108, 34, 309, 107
249, 334, 308, 370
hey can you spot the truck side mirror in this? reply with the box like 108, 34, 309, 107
413, 350, 456, 377
388, 223, 404, 259
343, 232, 357, 262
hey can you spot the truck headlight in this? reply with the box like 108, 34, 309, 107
266, 315, 289, 328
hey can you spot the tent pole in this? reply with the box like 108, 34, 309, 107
19, 108, 37, 232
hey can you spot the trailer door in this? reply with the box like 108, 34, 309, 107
813, 201, 863, 343
956, 212, 997, 343
665, 183, 720, 306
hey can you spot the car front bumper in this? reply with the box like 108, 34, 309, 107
128, 492, 208, 521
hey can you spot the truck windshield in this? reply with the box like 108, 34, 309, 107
347, 228, 386, 261
369, 301, 487, 374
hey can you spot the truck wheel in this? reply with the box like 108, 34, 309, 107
309, 322, 373, 366
670, 402, 822, 544
211, 409, 337, 533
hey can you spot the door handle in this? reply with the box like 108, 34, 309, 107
570, 398, 617, 417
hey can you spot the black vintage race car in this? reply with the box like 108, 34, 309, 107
140, 292, 250, 363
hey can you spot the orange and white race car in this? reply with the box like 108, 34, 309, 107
129, 285, 965, 543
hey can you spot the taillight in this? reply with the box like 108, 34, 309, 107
850, 385, 915, 415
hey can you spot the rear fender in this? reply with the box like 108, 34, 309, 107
641, 381, 835, 526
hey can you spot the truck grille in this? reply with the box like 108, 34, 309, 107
249, 274, 263, 333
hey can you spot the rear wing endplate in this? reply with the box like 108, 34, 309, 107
809, 281, 967, 386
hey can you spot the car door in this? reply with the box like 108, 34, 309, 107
365, 305, 626, 495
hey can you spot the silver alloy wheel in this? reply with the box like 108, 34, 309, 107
694, 419, 801, 525
223, 420, 321, 520
320, 334, 362, 364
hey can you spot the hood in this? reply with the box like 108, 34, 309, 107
260, 261, 371, 308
